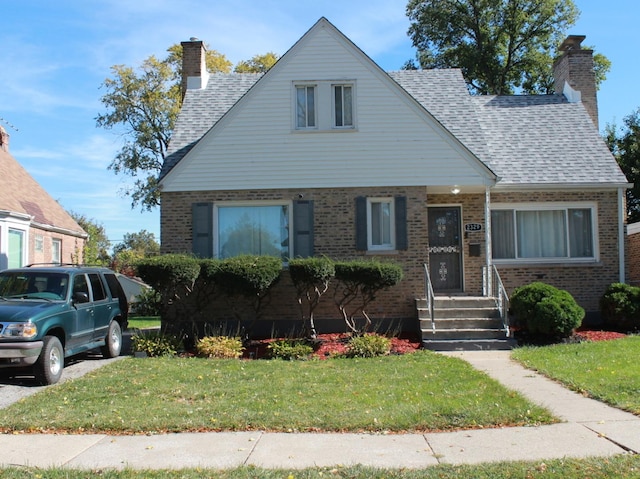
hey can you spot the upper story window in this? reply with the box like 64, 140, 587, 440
333, 84, 353, 128
293, 81, 356, 131
35, 234, 44, 252
491, 203, 597, 262
296, 85, 316, 129
52, 238, 62, 264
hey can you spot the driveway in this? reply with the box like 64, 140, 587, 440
0, 332, 133, 409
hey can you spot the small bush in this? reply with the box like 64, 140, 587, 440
510, 282, 583, 338
600, 283, 640, 330
267, 339, 314, 360
531, 290, 584, 337
344, 334, 391, 358
510, 282, 559, 329
133, 287, 161, 316
131, 331, 183, 357
196, 336, 244, 359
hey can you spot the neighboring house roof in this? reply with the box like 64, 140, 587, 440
161, 17, 627, 190
0, 146, 86, 237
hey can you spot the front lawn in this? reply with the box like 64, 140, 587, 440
2, 455, 640, 478
0, 351, 554, 434
512, 335, 640, 415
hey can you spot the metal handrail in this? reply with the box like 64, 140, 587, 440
423, 264, 436, 333
486, 265, 510, 336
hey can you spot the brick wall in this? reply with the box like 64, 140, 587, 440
491, 190, 621, 314
161, 187, 621, 329
626, 224, 640, 286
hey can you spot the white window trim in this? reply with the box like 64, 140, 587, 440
0, 216, 29, 269
52, 238, 62, 264
491, 202, 599, 264
367, 197, 395, 251
213, 200, 294, 259
332, 82, 356, 129
292, 80, 356, 132
293, 83, 317, 130
35, 234, 44, 253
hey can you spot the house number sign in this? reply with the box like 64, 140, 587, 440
464, 223, 483, 232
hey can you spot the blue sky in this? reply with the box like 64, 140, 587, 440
1, 0, 638, 248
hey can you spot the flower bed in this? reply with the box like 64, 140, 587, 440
243, 333, 421, 360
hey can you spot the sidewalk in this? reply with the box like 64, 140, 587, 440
1, 350, 638, 470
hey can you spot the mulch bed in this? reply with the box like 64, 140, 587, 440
243, 333, 422, 360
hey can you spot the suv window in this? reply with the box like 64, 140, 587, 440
72, 274, 90, 297
89, 273, 107, 301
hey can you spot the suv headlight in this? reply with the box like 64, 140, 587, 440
2, 322, 38, 339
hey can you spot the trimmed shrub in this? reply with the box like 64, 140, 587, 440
600, 283, 640, 330
196, 336, 244, 359
344, 334, 391, 358
131, 331, 183, 357
334, 259, 403, 333
509, 282, 559, 329
267, 339, 314, 360
214, 255, 282, 297
288, 257, 335, 337
510, 282, 583, 338
531, 290, 584, 337
135, 254, 201, 291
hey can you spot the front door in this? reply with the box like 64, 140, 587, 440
428, 206, 463, 292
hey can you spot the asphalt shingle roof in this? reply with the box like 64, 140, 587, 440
161, 69, 628, 187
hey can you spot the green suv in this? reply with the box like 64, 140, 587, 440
0, 265, 128, 385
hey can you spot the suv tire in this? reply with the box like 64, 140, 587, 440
34, 336, 64, 385
101, 320, 122, 358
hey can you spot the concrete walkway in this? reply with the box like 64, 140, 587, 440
0, 350, 638, 470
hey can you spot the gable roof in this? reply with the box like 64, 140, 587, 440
161, 17, 628, 190
0, 147, 86, 236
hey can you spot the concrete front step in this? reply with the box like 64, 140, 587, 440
422, 338, 517, 351
420, 318, 504, 330
421, 328, 508, 340
418, 307, 500, 320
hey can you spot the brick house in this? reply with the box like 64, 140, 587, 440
0, 126, 86, 269
159, 18, 629, 343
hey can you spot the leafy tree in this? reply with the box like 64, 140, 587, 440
111, 230, 160, 276
605, 110, 640, 222
405, 0, 609, 95
234, 52, 279, 73
96, 45, 232, 211
112, 229, 160, 257
69, 212, 110, 265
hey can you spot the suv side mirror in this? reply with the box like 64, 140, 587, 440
73, 292, 90, 304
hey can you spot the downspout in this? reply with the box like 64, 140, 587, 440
485, 186, 492, 295
618, 187, 626, 283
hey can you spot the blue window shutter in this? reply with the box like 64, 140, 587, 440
395, 196, 408, 250
355, 196, 367, 251
293, 200, 314, 258
192, 202, 213, 258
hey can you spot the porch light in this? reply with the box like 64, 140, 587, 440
451, 186, 461, 195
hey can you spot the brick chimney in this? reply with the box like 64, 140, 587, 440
0, 126, 9, 152
180, 37, 209, 99
553, 35, 599, 129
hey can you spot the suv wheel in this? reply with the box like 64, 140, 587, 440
101, 320, 122, 358
33, 336, 64, 385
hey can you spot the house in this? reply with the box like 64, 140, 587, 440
0, 126, 87, 269
159, 18, 629, 342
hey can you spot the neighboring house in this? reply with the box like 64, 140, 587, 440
0, 126, 87, 269
159, 18, 629, 337
626, 223, 640, 286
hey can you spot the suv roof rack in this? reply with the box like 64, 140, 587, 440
24, 263, 107, 268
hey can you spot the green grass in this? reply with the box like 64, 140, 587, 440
512, 335, 640, 414
0, 351, 554, 434
1, 455, 640, 478
127, 316, 160, 330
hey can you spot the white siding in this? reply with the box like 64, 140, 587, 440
162, 23, 494, 193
